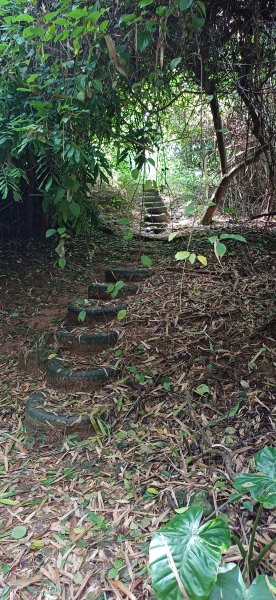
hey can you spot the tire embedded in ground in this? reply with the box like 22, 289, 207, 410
56, 329, 119, 354
67, 301, 127, 324
105, 267, 155, 283
24, 392, 91, 433
88, 282, 138, 300
47, 354, 120, 390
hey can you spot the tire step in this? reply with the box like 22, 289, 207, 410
67, 301, 127, 324
24, 392, 91, 433
88, 282, 138, 300
47, 355, 120, 390
105, 267, 155, 283
56, 329, 119, 354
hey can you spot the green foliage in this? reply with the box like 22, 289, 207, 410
208, 234, 247, 261
0, 0, 208, 234
0, 0, 115, 231
107, 280, 125, 299
117, 309, 127, 321
149, 506, 230, 599
78, 310, 87, 323
194, 384, 210, 396
46, 227, 68, 269
209, 564, 276, 600
141, 255, 153, 267
175, 251, 207, 266
233, 447, 276, 506
0, 164, 28, 201
11, 525, 27, 540
149, 447, 276, 600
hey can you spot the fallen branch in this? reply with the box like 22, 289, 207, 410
202, 143, 269, 225
251, 211, 276, 219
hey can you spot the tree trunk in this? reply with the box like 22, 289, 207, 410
209, 85, 228, 175
202, 144, 268, 225
193, 62, 228, 177
25, 152, 36, 236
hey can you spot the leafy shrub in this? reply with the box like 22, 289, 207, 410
149, 447, 276, 599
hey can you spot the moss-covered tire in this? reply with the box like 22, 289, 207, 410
67, 301, 127, 324
56, 329, 119, 354
105, 267, 155, 283
88, 282, 138, 300
47, 355, 120, 390
24, 392, 91, 432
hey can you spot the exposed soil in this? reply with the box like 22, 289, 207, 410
0, 225, 275, 599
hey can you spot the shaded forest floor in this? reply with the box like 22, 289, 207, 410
0, 224, 275, 599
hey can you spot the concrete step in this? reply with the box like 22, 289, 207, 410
145, 213, 169, 224
144, 222, 167, 230
143, 208, 168, 214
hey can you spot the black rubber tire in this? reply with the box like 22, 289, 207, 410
105, 267, 155, 283
24, 392, 91, 432
56, 329, 119, 353
47, 355, 120, 390
67, 301, 127, 324
88, 283, 138, 300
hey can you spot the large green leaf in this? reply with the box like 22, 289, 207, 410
233, 447, 276, 505
247, 575, 276, 599
209, 564, 246, 599
149, 506, 230, 600
209, 564, 276, 600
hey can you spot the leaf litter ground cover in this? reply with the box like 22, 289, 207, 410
0, 226, 275, 599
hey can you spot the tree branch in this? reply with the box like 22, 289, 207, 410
202, 143, 269, 225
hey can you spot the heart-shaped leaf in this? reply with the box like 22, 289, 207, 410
233, 447, 276, 505
149, 506, 230, 600
209, 564, 276, 600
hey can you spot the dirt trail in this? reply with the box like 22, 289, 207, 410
0, 227, 275, 599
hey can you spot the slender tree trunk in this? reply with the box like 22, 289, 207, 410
209, 85, 228, 175
202, 144, 268, 225
195, 64, 228, 177
199, 76, 228, 224
25, 151, 35, 236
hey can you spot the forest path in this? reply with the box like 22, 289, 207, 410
0, 226, 275, 599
